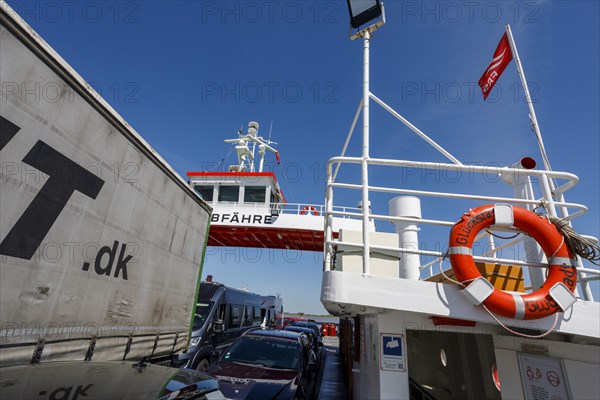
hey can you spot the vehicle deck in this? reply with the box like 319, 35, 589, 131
316, 336, 347, 400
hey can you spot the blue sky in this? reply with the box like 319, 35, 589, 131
7, 0, 598, 313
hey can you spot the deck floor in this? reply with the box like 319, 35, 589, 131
316, 336, 347, 400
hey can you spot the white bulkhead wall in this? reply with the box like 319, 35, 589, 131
494, 335, 600, 400
355, 311, 426, 399
356, 310, 600, 400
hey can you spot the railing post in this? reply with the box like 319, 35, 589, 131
488, 235, 496, 258
555, 191, 593, 301
539, 173, 557, 217
324, 163, 334, 272
539, 172, 585, 298
361, 30, 371, 276
501, 162, 546, 290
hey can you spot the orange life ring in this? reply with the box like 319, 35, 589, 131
300, 206, 319, 216
449, 204, 577, 320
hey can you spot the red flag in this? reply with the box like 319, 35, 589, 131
478, 33, 513, 100
275, 152, 281, 164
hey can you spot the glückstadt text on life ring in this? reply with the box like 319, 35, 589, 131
300, 206, 319, 216
448, 204, 577, 320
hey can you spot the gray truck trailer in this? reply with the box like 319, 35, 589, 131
0, 1, 212, 367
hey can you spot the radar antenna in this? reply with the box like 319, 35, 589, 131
224, 121, 279, 173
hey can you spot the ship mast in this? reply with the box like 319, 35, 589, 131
224, 121, 278, 173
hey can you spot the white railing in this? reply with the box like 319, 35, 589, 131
324, 157, 599, 301
275, 203, 363, 218
210, 201, 363, 219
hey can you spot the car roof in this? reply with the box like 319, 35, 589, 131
292, 321, 319, 328
245, 329, 304, 341
283, 326, 314, 335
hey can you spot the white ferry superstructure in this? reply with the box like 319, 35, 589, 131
318, 9, 600, 400
187, 121, 374, 252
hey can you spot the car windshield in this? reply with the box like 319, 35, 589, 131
223, 336, 301, 370
193, 302, 214, 330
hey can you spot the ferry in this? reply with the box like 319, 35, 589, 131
184, 7, 600, 399
322, 147, 600, 399
186, 121, 374, 253
184, 109, 600, 399
319, 3, 600, 400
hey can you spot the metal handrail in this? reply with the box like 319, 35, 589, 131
323, 156, 599, 301
209, 201, 363, 218
328, 156, 581, 183
328, 239, 551, 269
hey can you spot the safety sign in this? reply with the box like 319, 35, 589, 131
380, 334, 405, 372
517, 353, 570, 400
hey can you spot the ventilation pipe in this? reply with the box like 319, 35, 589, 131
500, 157, 545, 290
389, 196, 421, 280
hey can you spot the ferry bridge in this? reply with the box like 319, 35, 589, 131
187, 128, 374, 251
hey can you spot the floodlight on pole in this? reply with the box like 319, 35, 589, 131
332, 0, 465, 283
346, 0, 385, 40
345, 1, 387, 274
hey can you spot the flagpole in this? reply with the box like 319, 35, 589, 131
504, 25, 595, 300
504, 24, 554, 177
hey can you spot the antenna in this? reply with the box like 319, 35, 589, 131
268, 121, 274, 142
223, 121, 279, 172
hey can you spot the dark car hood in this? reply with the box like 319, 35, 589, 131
209, 360, 300, 399
0, 361, 224, 399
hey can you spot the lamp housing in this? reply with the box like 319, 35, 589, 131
347, 0, 383, 29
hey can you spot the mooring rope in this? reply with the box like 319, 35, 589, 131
547, 215, 600, 266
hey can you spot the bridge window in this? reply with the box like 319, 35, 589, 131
244, 186, 266, 203
194, 185, 214, 201
219, 185, 239, 202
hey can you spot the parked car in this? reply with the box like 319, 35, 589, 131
173, 281, 265, 371
274, 316, 305, 329
0, 360, 226, 400
207, 330, 318, 399
283, 325, 324, 360
289, 321, 322, 343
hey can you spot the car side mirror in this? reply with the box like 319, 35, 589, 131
212, 349, 222, 359
212, 320, 224, 334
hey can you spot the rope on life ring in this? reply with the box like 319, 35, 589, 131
448, 204, 577, 320
300, 206, 319, 216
